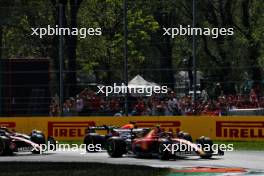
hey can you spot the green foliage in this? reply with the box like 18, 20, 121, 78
1, 0, 264, 90
1, 0, 54, 58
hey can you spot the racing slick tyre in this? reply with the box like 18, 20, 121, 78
177, 131, 193, 142
83, 133, 103, 152
0, 136, 13, 156
196, 136, 213, 159
47, 136, 56, 151
158, 140, 172, 160
106, 137, 126, 158
182, 133, 193, 142
30, 132, 46, 154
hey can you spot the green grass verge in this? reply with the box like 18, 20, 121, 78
0, 162, 170, 176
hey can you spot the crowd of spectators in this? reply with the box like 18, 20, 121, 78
49, 86, 264, 116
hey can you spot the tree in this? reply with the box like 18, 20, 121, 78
50, 0, 83, 96
76, 0, 159, 84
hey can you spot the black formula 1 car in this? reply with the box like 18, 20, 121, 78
0, 127, 56, 156
83, 124, 150, 152
105, 127, 224, 160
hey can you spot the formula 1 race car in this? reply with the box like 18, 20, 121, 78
83, 123, 150, 152
105, 126, 224, 160
0, 127, 56, 156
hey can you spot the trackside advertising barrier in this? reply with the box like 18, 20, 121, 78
0, 116, 264, 141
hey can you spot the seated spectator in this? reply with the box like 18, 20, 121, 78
49, 100, 59, 116
168, 93, 181, 115
63, 100, 71, 116
76, 94, 84, 114
155, 101, 165, 116
134, 99, 145, 115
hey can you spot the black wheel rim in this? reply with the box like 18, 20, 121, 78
0, 141, 5, 155
107, 141, 115, 155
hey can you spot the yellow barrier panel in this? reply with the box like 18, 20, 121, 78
1, 116, 264, 141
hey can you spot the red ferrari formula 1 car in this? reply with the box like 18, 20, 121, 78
106, 126, 224, 160
0, 127, 56, 156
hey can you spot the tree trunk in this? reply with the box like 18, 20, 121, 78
67, 4, 78, 96
0, 26, 2, 59
65, 0, 83, 96
153, 11, 174, 88
242, 0, 262, 82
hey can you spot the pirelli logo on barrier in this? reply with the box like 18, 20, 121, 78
48, 121, 96, 138
2, 117, 264, 141
0, 122, 16, 131
134, 121, 181, 132
216, 121, 264, 138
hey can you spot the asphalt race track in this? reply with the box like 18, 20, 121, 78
0, 150, 263, 172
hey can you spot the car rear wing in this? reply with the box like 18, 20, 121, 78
86, 125, 116, 133
113, 128, 150, 133
88, 125, 116, 130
